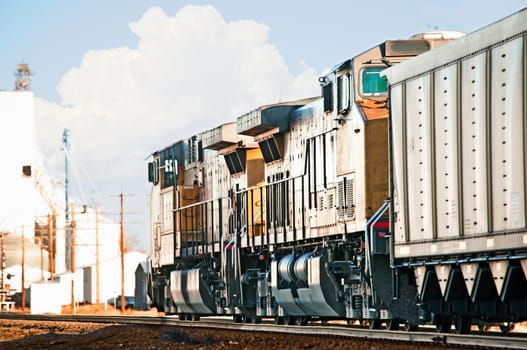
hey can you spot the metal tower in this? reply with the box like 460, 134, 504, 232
14, 63, 32, 91
63, 128, 72, 271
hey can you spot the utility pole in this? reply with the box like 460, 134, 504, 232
21, 226, 25, 311
95, 207, 100, 304
120, 193, 125, 313
71, 205, 76, 314
71, 205, 76, 274
48, 213, 55, 280
0, 231, 5, 294
63, 128, 72, 272
39, 237, 43, 281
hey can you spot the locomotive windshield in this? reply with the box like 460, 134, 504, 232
361, 67, 388, 96
160, 148, 177, 188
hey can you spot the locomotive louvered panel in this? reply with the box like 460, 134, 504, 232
461, 53, 489, 236
490, 37, 525, 231
346, 177, 355, 219
336, 177, 355, 221
327, 189, 337, 226
389, 84, 407, 243
405, 75, 434, 242
337, 180, 345, 219
433, 64, 459, 238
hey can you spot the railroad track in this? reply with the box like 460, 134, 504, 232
1, 313, 526, 349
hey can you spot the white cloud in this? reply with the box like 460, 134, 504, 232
33, 5, 320, 250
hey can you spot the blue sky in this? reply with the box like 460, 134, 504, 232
3, 0, 525, 100
1, 1, 525, 251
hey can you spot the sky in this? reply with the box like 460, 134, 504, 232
0, 0, 525, 252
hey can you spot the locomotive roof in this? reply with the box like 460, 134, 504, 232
321, 30, 461, 80
253, 96, 320, 111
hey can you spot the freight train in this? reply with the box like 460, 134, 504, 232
146, 9, 527, 334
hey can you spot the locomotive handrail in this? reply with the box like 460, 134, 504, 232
233, 174, 305, 195
365, 199, 390, 305
171, 195, 231, 212
365, 200, 391, 270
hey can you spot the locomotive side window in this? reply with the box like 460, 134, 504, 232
160, 148, 177, 188
188, 136, 203, 164
148, 159, 159, 185
322, 82, 333, 112
361, 67, 388, 96
337, 74, 350, 114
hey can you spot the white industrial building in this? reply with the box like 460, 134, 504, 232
0, 91, 43, 236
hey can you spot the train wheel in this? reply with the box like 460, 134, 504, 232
191, 313, 200, 321
244, 316, 253, 323
385, 319, 399, 331
178, 314, 185, 321
285, 316, 296, 325
233, 315, 243, 323
295, 316, 309, 326
477, 323, 489, 333
254, 317, 262, 324
403, 320, 418, 332
435, 315, 452, 333
500, 322, 514, 334
368, 319, 382, 330
454, 316, 471, 334
274, 316, 285, 325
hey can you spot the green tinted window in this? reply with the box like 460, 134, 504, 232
361, 67, 388, 95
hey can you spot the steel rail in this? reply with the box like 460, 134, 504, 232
1, 313, 526, 349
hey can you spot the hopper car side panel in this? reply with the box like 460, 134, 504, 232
460, 52, 489, 236
384, 9, 527, 334
388, 29, 527, 259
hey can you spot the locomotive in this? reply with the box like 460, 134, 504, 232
147, 8, 527, 334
